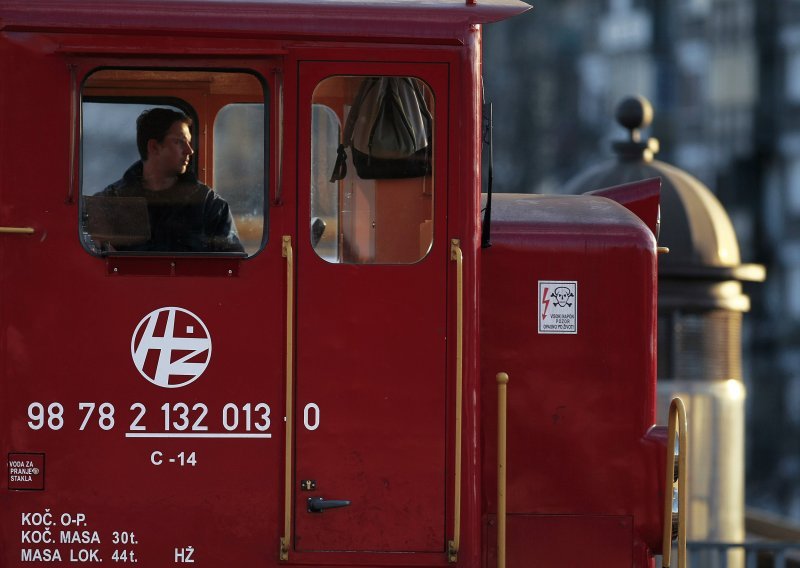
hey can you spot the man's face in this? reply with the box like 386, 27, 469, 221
150, 121, 193, 176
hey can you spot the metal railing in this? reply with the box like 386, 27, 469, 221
659, 541, 800, 568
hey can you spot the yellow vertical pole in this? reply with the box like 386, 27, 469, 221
661, 398, 688, 568
449, 239, 463, 563
497, 372, 509, 568
280, 236, 293, 561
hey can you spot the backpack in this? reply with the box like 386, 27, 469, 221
330, 77, 433, 181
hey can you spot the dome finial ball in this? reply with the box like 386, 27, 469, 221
615, 95, 653, 133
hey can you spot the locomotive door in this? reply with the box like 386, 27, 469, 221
293, 62, 449, 554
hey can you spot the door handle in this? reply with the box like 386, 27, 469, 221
307, 497, 351, 513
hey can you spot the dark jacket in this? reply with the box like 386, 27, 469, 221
99, 161, 244, 253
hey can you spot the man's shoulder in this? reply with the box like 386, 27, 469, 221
201, 185, 234, 212
99, 177, 127, 196
99, 162, 143, 196
174, 175, 226, 205
173, 178, 215, 204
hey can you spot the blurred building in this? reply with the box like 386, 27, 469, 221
483, 0, 800, 520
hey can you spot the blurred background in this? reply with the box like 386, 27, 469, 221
484, 0, 800, 524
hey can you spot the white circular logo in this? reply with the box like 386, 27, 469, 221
131, 307, 212, 388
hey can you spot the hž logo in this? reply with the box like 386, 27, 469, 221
131, 307, 212, 388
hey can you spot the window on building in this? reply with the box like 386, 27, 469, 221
787, 159, 800, 215
788, 263, 800, 319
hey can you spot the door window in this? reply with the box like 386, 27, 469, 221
310, 76, 434, 264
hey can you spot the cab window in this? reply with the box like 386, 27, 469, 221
310, 76, 434, 264
80, 69, 267, 256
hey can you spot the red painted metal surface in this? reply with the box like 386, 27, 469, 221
585, 177, 662, 238
486, 515, 635, 567
0, 0, 530, 41
480, 191, 666, 566
293, 60, 451, 554
1, 1, 672, 567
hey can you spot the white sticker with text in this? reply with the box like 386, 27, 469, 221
538, 281, 577, 334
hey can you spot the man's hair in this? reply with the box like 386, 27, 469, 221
136, 108, 192, 160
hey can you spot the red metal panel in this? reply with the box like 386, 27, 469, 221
293, 260, 448, 552
585, 177, 661, 238
0, 34, 288, 567
292, 59, 451, 555
0, 0, 531, 42
480, 191, 664, 564
485, 515, 634, 568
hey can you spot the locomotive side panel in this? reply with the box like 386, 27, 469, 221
480, 193, 664, 566
0, 34, 288, 566
0, 23, 479, 568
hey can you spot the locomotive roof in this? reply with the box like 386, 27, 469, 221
0, 0, 532, 41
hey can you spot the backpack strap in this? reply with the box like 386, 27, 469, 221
329, 144, 348, 182
330, 77, 378, 182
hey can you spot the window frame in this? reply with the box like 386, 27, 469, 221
309, 73, 437, 266
77, 66, 270, 259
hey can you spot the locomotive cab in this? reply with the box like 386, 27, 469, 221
0, 1, 682, 567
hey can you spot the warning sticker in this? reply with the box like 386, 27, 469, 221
8, 453, 45, 490
538, 281, 578, 334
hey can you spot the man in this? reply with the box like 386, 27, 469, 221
98, 108, 244, 253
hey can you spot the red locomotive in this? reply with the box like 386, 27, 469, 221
0, 1, 686, 566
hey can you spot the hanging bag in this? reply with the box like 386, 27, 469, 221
330, 77, 433, 181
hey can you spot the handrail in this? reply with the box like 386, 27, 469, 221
662, 397, 688, 568
280, 235, 294, 561
0, 227, 34, 234
684, 540, 800, 567
496, 372, 509, 568
448, 239, 463, 563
